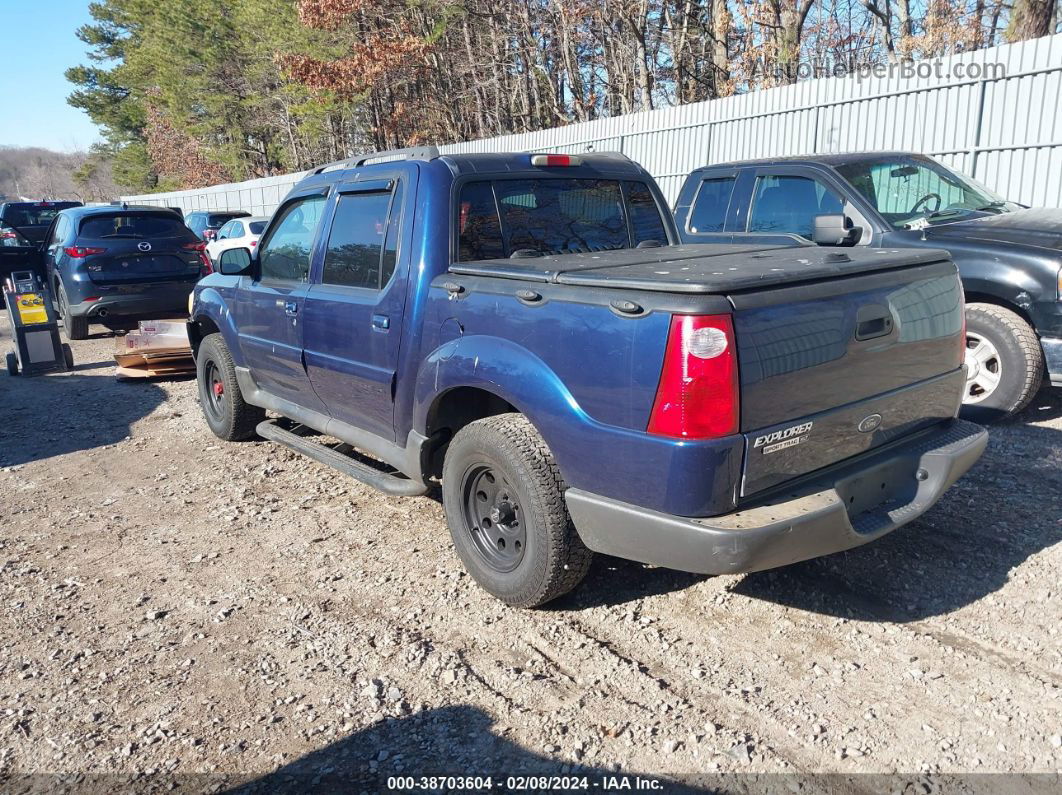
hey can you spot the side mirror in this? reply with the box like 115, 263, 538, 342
813, 214, 862, 246
218, 247, 253, 276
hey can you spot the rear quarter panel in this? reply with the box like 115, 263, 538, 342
413, 278, 745, 516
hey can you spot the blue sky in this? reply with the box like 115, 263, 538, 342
0, 0, 102, 151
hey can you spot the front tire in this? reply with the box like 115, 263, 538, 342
441, 413, 592, 608
196, 333, 264, 440
960, 303, 1043, 423
5, 352, 18, 376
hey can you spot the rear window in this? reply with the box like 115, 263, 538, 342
249, 221, 267, 235
208, 213, 247, 227
79, 214, 189, 239
457, 178, 667, 261
2, 203, 77, 226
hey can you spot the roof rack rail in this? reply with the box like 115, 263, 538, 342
313, 146, 441, 174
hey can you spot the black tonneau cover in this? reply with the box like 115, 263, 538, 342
449, 244, 950, 294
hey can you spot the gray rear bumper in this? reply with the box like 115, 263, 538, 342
566, 419, 987, 576
69, 288, 192, 319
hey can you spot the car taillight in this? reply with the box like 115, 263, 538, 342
182, 241, 207, 251
63, 246, 106, 258
250, 240, 256, 247
647, 314, 739, 439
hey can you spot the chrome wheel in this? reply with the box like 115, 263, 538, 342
964, 331, 1002, 404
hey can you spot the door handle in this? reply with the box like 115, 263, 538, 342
284, 301, 298, 317
371, 314, 390, 330
855, 305, 893, 341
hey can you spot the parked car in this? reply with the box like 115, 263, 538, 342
205, 216, 269, 263
675, 152, 1062, 421
0, 201, 83, 245
187, 148, 986, 607
7, 205, 211, 340
185, 210, 251, 242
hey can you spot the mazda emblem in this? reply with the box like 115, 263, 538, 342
138, 241, 152, 252
857, 413, 883, 433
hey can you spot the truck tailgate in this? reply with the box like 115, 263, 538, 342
731, 259, 965, 496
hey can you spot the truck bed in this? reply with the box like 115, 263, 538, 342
448, 244, 949, 294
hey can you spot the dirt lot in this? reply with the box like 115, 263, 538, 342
1, 316, 1061, 791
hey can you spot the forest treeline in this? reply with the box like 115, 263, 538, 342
66, 0, 1061, 194
0, 146, 119, 203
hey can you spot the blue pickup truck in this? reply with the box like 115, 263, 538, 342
188, 148, 987, 607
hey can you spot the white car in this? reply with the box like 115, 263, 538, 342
205, 215, 270, 264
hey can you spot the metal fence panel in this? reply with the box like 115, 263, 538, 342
124, 33, 1062, 213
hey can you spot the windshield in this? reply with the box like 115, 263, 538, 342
834, 156, 1018, 229
79, 214, 189, 239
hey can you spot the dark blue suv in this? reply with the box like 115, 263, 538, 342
39, 205, 210, 339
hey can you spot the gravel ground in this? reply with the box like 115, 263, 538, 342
1, 317, 1060, 792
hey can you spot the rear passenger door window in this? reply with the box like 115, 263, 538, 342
258, 195, 326, 282
322, 182, 403, 290
688, 177, 737, 233
748, 174, 844, 239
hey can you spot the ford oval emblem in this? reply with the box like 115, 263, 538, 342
858, 413, 883, 433
138, 241, 152, 252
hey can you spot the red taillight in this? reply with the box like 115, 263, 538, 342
249, 240, 256, 247
530, 154, 583, 167
647, 314, 739, 439
182, 241, 207, 251
63, 246, 106, 258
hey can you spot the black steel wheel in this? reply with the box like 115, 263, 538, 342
461, 463, 527, 573
442, 413, 592, 607
195, 333, 264, 440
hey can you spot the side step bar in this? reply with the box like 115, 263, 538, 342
256, 420, 429, 497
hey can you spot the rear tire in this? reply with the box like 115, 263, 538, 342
5, 352, 18, 376
57, 285, 89, 341
960, 303, 1043, 423
441, 413, 592, 608
61, 343, 74, 370
196, 333, 264, 440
